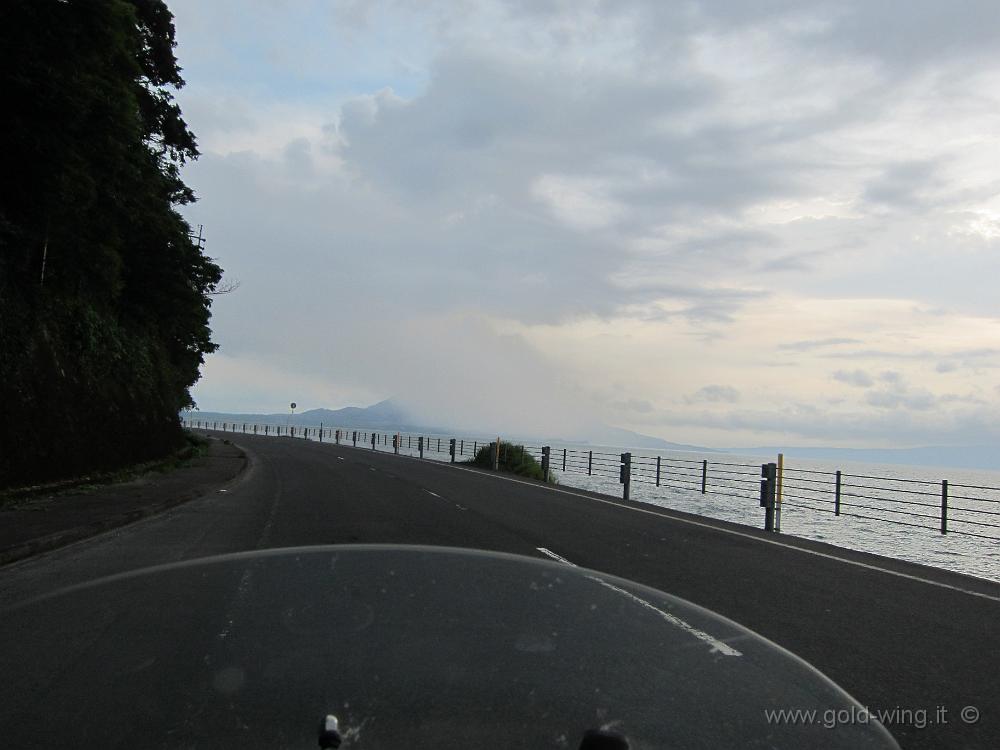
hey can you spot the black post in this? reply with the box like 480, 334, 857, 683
835, 471, 842, 516
541, 447, 551, 482
656, 456, 661, 487
620, 453, 632, 501
562, 448, 567, 472
588, 450, 593, 475
353, 431, 357, 447
372, 432, 377, 450
419, 436, 424, 459
941, 480, 948, 534
760, 463, 777, 531
460, 439, 464, 456
450, 438, 456, 463
253, 424, 257, 435
319, 423, 323, 442
701, 460, 708, 494
264, 424, 269, 435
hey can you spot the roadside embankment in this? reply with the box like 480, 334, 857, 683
0, 437, 246, 566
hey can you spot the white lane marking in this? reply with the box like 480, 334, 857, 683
369, 467, 376, 472
336, 457, 344, 461
425, 490, 440, 498
535, 548, 740, 656
537, 547, 576, 566
455, 504, 468, 511
585, 575, 742, 657
442, 466, 1000, 603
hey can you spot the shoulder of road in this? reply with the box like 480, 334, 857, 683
0, 437, 247, 567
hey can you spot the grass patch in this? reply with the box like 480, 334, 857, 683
467, 441, 557, 483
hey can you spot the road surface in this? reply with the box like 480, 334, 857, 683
1, 432, 996, 748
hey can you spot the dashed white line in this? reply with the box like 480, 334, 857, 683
535, 547, 741, 656
425, 490, 440, 498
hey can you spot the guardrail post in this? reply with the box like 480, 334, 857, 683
760, 463, 777, 531
541, 447, 551, 482
372, 432, 377, 450
701, 460, 708, 494
393, 433, 399, 454
620, 453, 631, 501
588, 450, 593, 475
940, 480, 948, 534
775, 453, 784, 533
835, 471, 841, 515
264, 424, 268, 435
656, 456, 661, 487
352, 431, 357, 447
450, 438, 456, 463
460, 439, 464, 456
319, 423, 323, 442
253, 424, 257, 435
418, 436, 424, 458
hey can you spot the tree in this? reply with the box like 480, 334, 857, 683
0, 0, 223, 487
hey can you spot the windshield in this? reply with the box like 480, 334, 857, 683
0, 546, 897, 749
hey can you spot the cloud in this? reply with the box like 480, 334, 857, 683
781, 337, 862, 351
833, 369, 874, 387
686, 385, 741, 404
167, 0, 1000, 449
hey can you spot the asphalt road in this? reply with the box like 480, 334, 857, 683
1, 433, 997, 749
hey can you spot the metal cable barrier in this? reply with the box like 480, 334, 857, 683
182, 419, 1000, 541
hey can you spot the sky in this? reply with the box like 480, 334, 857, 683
170, 0, 1000, 449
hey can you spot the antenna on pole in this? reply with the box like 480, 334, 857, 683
188, 224, 206, 250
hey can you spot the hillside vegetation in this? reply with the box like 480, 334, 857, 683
0, 0, 221, 487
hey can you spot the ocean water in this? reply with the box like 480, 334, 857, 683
196, 423, 1000, 583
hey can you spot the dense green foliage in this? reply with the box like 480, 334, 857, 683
0, 0, 221, 487
469, 442, 554, 482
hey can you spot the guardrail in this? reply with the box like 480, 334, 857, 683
183, 419, 1000, 542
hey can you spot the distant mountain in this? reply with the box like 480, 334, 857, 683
185, 400, 716, 453
187, 399, 445, 433
733, 444, 1000, 472
560, 424, 718, 453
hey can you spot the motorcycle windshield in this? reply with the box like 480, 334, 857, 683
0, 545, 897, 748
